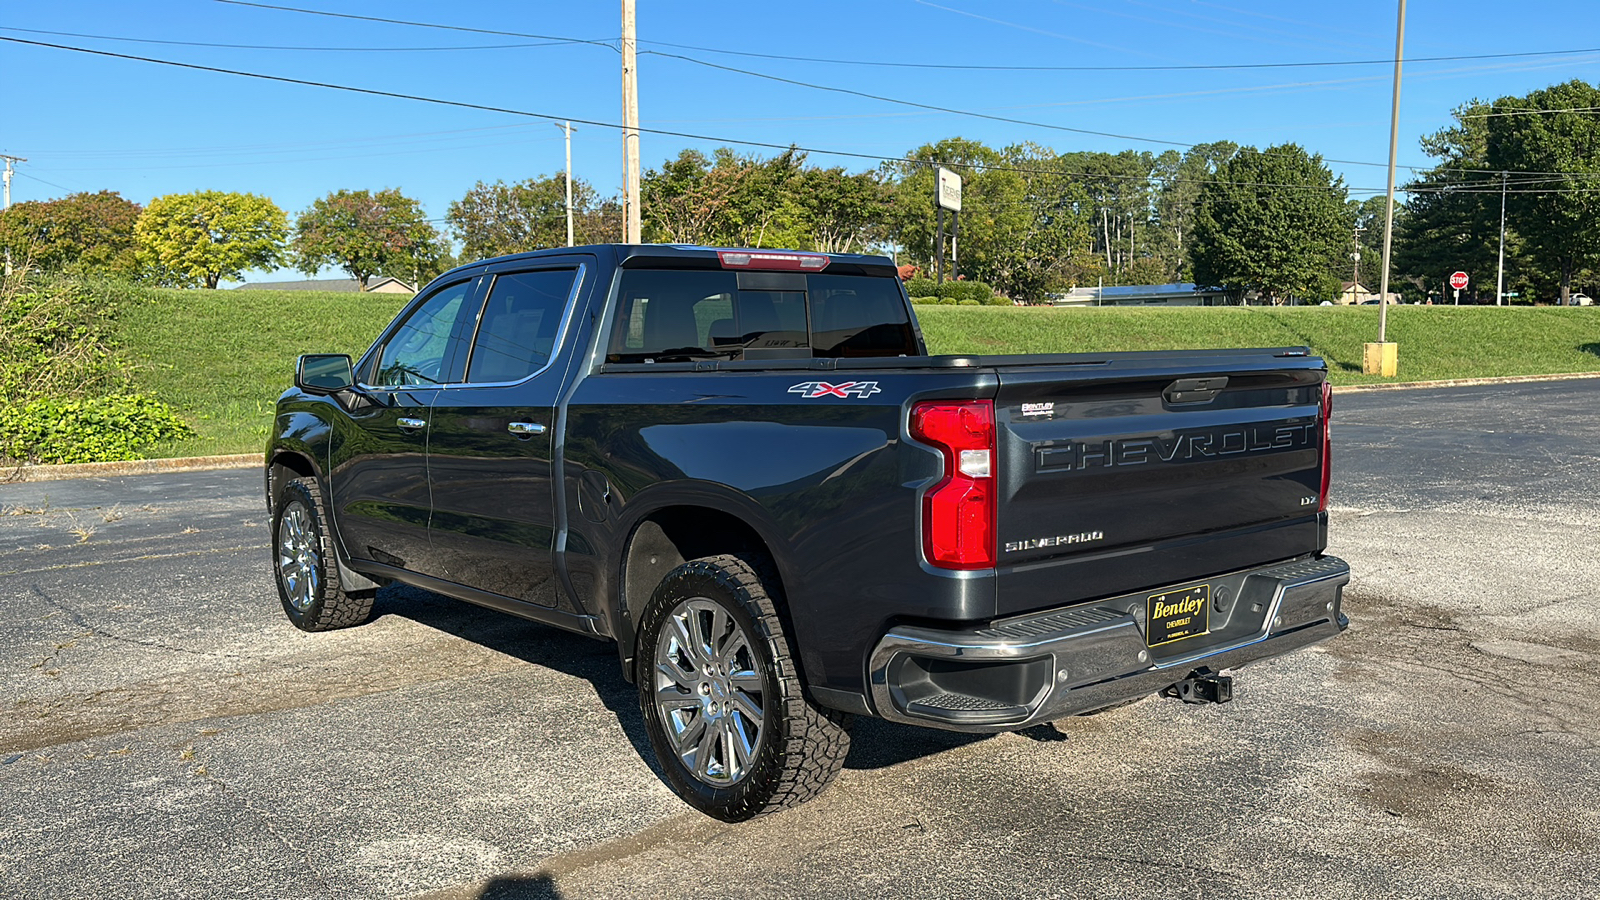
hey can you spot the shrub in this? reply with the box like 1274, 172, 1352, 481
910, 296, 939, 305
936, 281, 965, 300
0, 272, 193, 464
906, 277, 937, 298
957, 298, 981, 305
936, 295, 958, 305
0, 394, 194, 464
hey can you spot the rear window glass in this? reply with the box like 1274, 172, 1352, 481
465, 268, 576, 383
606, 269, 916, 363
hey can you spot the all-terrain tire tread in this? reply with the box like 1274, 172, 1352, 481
643, 554, 851, 820
276, 477, 375, 632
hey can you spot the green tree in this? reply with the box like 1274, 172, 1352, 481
1059, 149, 1159, 283
135, 191, 287, 289
293, 188, 444, 290
1486, 79, 1600, 303
447, 175, 621, 260
641, 147, 810, 248
885, 138, 1094, 301
1189, 144, 1349, 303
1152, 141, 1240, 282
1345, 195, 1390, 292
0, 191, 142, 276
794, 166, 892, 254
1394, 100, 1508, 302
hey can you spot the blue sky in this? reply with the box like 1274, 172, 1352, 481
3, 0, 1598, 280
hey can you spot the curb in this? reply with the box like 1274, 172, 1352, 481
2, 372, 1598, 485
2, 454, 259, 485
1333, 371, 1600, 394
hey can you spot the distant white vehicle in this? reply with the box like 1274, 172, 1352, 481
1570, 294, 1593, 306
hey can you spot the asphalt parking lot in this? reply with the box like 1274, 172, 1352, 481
2, 379, 1598, 899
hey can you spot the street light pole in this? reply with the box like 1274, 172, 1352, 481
1367, 0, 1406, 377
1496, 170, 1507, 306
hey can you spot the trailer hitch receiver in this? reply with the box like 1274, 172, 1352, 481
1163, 666, 1233, 705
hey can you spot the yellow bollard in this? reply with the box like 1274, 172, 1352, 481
1363, 342, 1398, 377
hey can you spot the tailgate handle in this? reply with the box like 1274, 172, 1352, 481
1164, 376, 1229, 404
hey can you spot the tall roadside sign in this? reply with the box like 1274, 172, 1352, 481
935, 167, 962, 285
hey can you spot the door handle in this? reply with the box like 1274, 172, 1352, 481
397, 417, 426, 431
508, 421, 546, 437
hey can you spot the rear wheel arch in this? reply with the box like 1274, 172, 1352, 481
615, 503, 794, 680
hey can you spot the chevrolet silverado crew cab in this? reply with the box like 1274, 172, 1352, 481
266, 244, 1349, 821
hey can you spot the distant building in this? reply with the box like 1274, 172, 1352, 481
1049, 283, 1238, 307
233, 276, 415, 294
1338, 281, 1398, 305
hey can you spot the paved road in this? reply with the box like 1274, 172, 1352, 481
2, 381, 1597, 899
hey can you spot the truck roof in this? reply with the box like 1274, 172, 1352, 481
435, 244, 900, 282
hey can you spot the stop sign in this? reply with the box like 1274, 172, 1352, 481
1449, 271, 1469, 290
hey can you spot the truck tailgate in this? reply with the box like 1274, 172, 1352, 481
989, 351, 1328, 617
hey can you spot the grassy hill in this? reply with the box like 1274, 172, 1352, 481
119, 288, 408, 458
113, 289, 1600, 458
916, 305, 1600, 384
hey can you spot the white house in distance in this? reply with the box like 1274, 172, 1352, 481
1337, 281, 1399, 305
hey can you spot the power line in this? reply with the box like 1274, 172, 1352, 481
635, 42, 1600, 73
11, 34, 1600, 198
210, 0, 1428, 170
0, 26, 588, 53
15, 171, 78, 194
213, 0, 616, 50
215, 0, 1600, 73
640, 49, 1200, 152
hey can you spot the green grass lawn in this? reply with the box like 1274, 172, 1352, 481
916, 305, 1600, 386
118, 288, 409, 458
114, 290, 1600, 458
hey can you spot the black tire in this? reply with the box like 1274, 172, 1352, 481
636, 554, 850, 822
271, 477, 375, 632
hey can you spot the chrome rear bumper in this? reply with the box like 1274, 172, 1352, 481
867, 555, 1350, 732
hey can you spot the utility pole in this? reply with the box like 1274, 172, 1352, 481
620, 0, 642, 244
1496, 170, 1507, 306
1367, 0, 1405, 377
1352, 223, 1365, 304
1, 155, 25, 277
1101, 208, 1112, 271
555, 121, 576, 247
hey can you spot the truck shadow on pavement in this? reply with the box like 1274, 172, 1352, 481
368, 584, 998, 780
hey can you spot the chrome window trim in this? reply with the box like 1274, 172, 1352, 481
356, 263, 586, 392
449, 262, 588, 390
357, 273, 484, 391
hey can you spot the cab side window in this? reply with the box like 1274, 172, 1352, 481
465, 269, 578, 384
373, 279, 474, 387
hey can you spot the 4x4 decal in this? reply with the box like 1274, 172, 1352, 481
788, 381, 882, 399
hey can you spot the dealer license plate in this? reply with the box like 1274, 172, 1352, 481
1145, 584, 1211, 647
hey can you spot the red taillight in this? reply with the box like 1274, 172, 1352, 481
1318, 380, 1333, 511
911, 400, 996, 570
716, 250, 830, 271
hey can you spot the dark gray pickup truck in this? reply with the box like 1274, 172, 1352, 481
267, 244, 1349, 821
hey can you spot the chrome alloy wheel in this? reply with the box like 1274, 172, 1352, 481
275, 503, 320, 613
652, 598, 766, 786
